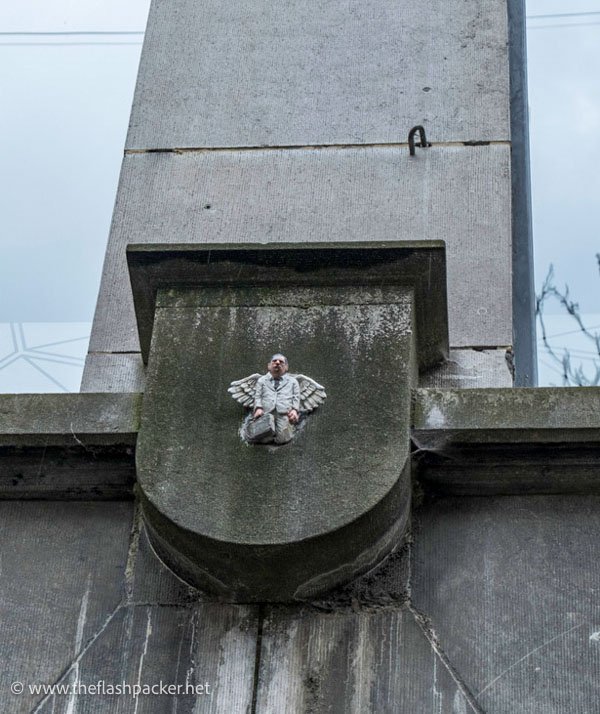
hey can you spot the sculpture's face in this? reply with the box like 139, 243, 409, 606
267, 355, 288, 377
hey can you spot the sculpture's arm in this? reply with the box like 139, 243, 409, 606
253, 378, 265, 413
292, 378, 301, 412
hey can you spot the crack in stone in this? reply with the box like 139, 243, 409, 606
124, 502, 143, 603
36, 443, 47, 478
406, 521, 485, 714
407, 603, 486, 714
30, 602, 124, 713
476, 622, 584, 698
124, 140, 510, 156
127, 601, 200, 608
29, 601, 207, 714
250, 604, 265, 714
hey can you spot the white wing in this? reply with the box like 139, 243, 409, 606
227, 373, 261, 408
293, 374, 327, 413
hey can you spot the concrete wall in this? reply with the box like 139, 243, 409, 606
3, 496, 599, 712
0, 2, 562, 711
82, 0, 514, 391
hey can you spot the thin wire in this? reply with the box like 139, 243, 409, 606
0, 31, 144, 36
537, 338, 600, 349
527, 11, 600, 20
528, 20, 600, 29
537, 344, 600, 354
538, 359, 568, 379
538, 359, 565, 373
536, 337, 600, 352
0, 31, 145, 47
536, 323, 600, 340
0, 42, 142, 47
543, 353, 600, 361
537, 345, 600, 359
3, 15, 598, 30
537, 339, 600, 349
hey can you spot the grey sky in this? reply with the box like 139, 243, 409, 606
0, 1, 149, 321
0, 2, 148, 33
527, 0, 600, 314
1, 0, 598, 331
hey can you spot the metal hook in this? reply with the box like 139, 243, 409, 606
408, 125, 431, 156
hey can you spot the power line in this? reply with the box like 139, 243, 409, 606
527, 11, 600, 20
528, 20, 600, 30
537, 338, 600, 352
0, 42, 142, 47
541, 341, 600, 350
0, 31, 145, 46
4, 13, 598, 29
0, 31, 144, 36
537, 345, 600, 359
2, 14, 597, 32
537, 323, 600, 340
543, 353, 600, 361
538, 358, 569, 379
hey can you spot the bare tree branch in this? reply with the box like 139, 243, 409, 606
536, 264, 600, 386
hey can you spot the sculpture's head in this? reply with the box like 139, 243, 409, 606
267, 353, 288, 377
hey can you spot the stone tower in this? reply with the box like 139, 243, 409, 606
81, 0, 535, 394
8, 2, 600, 713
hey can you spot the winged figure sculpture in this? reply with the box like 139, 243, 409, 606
228, 353, 326, 445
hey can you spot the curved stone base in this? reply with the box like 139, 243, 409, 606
131, 244, 447, 602
140, 469, 411, 602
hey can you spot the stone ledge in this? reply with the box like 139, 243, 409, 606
3, 388, 600, 499
0, 393, 141, 499
127, 242, 449, 370
412, 387, 600, 495
0, 445, 136, 500
0, 393, 142, 447
412, 387, 600, 444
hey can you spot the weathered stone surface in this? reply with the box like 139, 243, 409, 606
126, 245, 448, 370
411, 496, 600, 714
0, 502, 133, 713
412, 387, 600, 495
129, 510, 411, 609
307, 533, 412, 611
85, 145, 511, 367
413, 387, 600, 441
419, 349, 512, 389
0, 445, 135, 499
81, 353, 145, 393
255, 606, 474, 713
0, 393, 140, 498
0, 392, 141, 446
414, 443, 600, 496
128, 0, 509, 148
0, 0, 548, 711
36, 604, 258, 714
129, 522, 200, 605
137, 286, 416, 600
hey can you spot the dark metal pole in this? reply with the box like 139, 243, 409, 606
508, 0, 537, 385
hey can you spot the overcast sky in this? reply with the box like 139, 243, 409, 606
1, 1, 599, 384
0, 1, 150, 322
527, 0, 600, 317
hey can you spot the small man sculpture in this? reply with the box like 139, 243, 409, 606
228, 353, 326, 445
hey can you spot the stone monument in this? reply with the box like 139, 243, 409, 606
6, 2, 600, 713
129, 242, 448, 600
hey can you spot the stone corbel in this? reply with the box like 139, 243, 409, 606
128, 242, 449, 601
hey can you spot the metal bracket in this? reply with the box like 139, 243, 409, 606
408, 125, 431, 156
